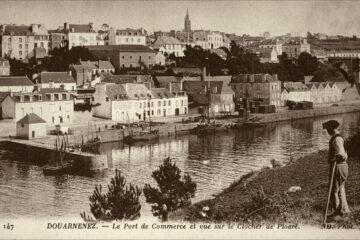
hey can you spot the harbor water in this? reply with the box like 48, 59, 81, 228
0, 112, 360, 219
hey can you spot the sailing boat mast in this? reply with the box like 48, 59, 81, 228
149, 95, 152, 132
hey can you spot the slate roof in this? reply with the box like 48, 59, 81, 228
87, 45, 155, 53
153, 36, 182, 46
105, 84, 127, 101
154, 76, 179, 86
2, 25, 33, 36
283, 82, 310, 92
231, 74, 278, 83
151, 88, 175, 98
37, 72, 76, 84
116, 28, 145, 36
183, 81, 234, 95
102, 74, 153, 85
0, 76, 34, 86
67, 24, 96, 33
9, 88, 73, 102
80, 60, 114, 70
17, 113, 46, 124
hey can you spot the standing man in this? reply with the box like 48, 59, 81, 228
323, 120, 350, 220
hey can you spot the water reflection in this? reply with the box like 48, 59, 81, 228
0, 112, 359, 218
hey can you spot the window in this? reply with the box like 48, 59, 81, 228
130, 56, 132, 59
168, 100, 171, 106
138, 38, 140, 43
158, 101, 161, 107
163, 100, 166, 106
34, 43, 38, 48
19, 44, 22, 49
19, 51, 22, 55
149, 56, 151, 59
19, 38, 22, 43
106, 97, 109, 102
122, 56, 125, 59
52, 116, 55, 123
59, 106, 62, 111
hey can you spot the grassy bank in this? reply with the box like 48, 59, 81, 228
172, 149, 360, 227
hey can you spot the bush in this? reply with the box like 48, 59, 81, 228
81, 169, 142, 221
241, 187, 314, 223
143, 157, 197, 221
345, 133, 360, 158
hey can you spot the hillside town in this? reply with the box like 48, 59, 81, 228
2, 2, 360, 235
1, 9, 360, 140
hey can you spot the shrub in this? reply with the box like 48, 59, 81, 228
143, 157, 197, 221
81, 169, 142, 221
345, 133, 360, 158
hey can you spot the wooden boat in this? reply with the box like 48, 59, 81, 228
80, 122, 101, 154
123, 130, 159, 144
190, 122, 234, 135
43, 137, 73, 175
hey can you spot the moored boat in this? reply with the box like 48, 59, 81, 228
123, 130, 159, 144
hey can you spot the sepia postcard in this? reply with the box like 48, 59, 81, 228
0, 0, 360, 239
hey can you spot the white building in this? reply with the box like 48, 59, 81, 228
259, 39, 283, 56
193, 30, 224, 49
1, 88, 74, 124
108, 28, 147, 46
155, 51, 166, 65
252, 47, 278, 63
34, 71, 76, 91
92, 83, 188, 122
152, 36, 186, 57
0, 76, 34, 92
63, 23, 97, 49
282, 38, 310, 59
0, 24, 49, 60
16, 113, 47, 139
281, 82, 311, 105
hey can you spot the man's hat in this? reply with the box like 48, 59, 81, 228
322, 120, 340, 130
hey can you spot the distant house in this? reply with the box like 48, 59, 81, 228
62, 22, 97, 49
35, 72, 76, 91
230, 74, 282, 106
70, 64, 93, 86
2, 88, 74, 124
0, 58, 10, 76
155, 51, 166, 66
153, 76, 183, 94
209, 48, 228, 60
102, 74, 154, 89
0, 76, 34, 92
16, 113, 47, 139
182, 80, 235, 114
282, 38, 310, 59
79, 60, 115, 75
87, 45, 156, 69
252, 47, 278, 63
259, 39, 283, 56
152, 36, 186, 57
108, 28, 147, 46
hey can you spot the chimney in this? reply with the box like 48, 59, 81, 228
31, 24, 38, 33
304, 75, 313, 84
202, 66, 206, 81
64, 22, 69, 31
168, 82, 172, 93
124, 83, 128, 93
136, 75, 141, 83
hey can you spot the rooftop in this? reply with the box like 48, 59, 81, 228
153, 36, 182, 46
17, 113, 46, 124
0, 76, 34, 86
87, 45, 155, 53
231, 74, 279, 83
37, 72, 75, 84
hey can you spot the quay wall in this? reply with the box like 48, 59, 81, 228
256, 105, 360, 123
0, 140, 108, 171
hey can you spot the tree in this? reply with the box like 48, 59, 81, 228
81, 169, 142, 221
297, 52, 318, 75
143, 157, 197, 221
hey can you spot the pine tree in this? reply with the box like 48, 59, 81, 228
143, 157, 197, 221
81, 169, 142, 221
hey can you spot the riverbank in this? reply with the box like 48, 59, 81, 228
172, 149, 360, 227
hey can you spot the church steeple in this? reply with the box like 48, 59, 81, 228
184, 8, 191, 33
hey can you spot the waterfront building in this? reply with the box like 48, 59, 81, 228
108, 28, 147, 46
0, 58, 10, 76
0, 24, 50, 60
281, 82, 311, 104
92, 82, 188, 122
16, 113, 46, 139
34, 71, 76, 91
152, 36, 186, 57
0, 76, 34, 92
87, 45, 156, 70
230, 74, 282, 106
1, 88, 74, 124
182, 79, 235, 114
282, 38, 310, 59
63, 22, 97, 49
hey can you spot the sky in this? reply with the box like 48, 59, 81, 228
0, 1, 360, 36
